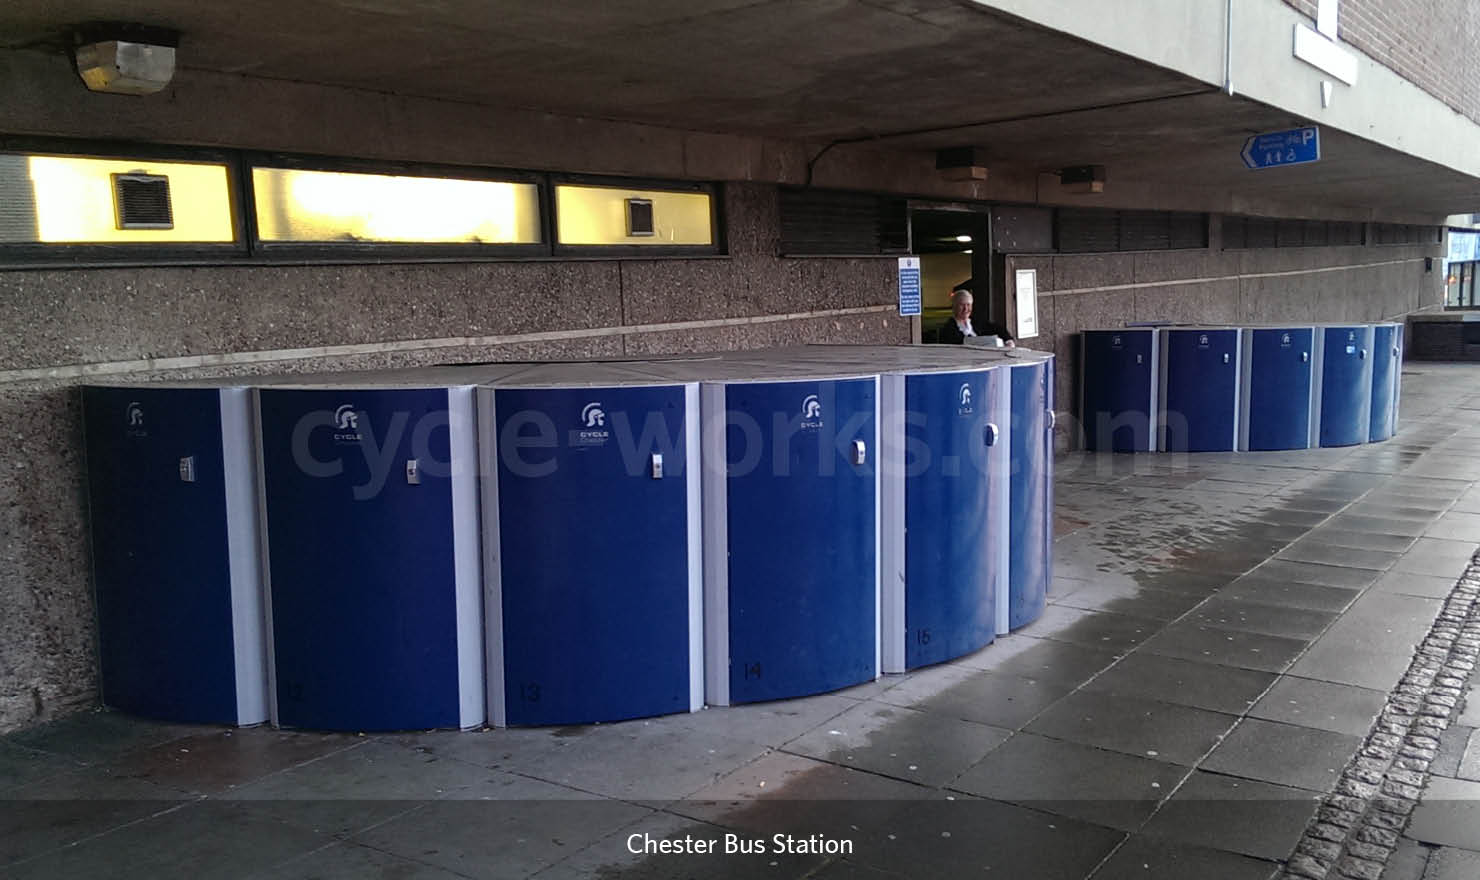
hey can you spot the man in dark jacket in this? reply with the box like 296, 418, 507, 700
939, 281, 1015, 346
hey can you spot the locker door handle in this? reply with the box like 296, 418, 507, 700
851, 440, 867, 465
1135, 354, 1143, 364
1047, 410, 1057, 430
1222, 353, 1230, 364
983, 424, 999, 447
1302, 352, 1309, 363
1359, 348, 1367, 359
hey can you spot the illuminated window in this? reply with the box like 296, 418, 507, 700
0, 153, 234, 243
555, 184, 713, 246
252, 167, 541, 244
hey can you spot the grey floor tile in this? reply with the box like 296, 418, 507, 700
3, 801, 328, 880
1324, 513, 1432, 537
955, 637, 1122, 686
97, 728, 360, 796
1053, 583, 1206, 621
1426, 513, 1480, 542
1218, 577, 1360, 613
668, 694, 856, 748
1201, 718, 1361, 793
1343, 502, 1445, 523
1423, 845, 1480, 880
0, 766, 193, 867
1408, 536, 1480, 559
884, 668, 1074, 731
783, 700, 1010, 787
951, 732, 1190, 831
0, 741, 81, 794
843, 797, 1126, 880
1378, 837, 1432, 880
671, 751, 930, 841
1118, 569, 1241, 596
383, 725, 572, 773
1023, 607, 1160, 653
1275, 540, 1402, 571
1025, 689, 1238, 766
1407, 776, 1480, 849
1252, 508, 1335, 528
352, 792, 653, 879
1139, 770, 1320, 861
1138, 620, 1309, 674
1248, 676, 1385, 738
1370, 569, 1463, 599
1187, 597, 1337, 641
511, 719, 771, 801
1431, 724, 1472, 778
1090, 835, 1280, 880
1391, 551, 1472, 580
1082, 653, 1277, 715
531, 811, 828, 880
250, 842, 470, 880
4, 711, 206, 764
1297, 528, 1418, 553
1247, 558, 1382, 589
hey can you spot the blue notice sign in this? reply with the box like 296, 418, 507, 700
898, 257, 921, 316
1242, 127, 1321, 170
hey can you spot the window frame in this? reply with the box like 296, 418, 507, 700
550, 174, 723, 258
243, 152, 552, 262
0, 136, 248, 266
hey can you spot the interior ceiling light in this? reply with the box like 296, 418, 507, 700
72, 22, 180, 95
955, 235, 973, 243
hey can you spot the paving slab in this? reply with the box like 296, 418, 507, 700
878, 668, 1074, 731
1137, 620, 1309, 673
1247, 676, 1386, 738
1422, 846, 1480, 880
1406, 776, 1480, 850
1370, 569, 1465, 599
1024, 689, 1238, 766
1186, 597, 1338, 641
783, 701, 1010, 787
1081, 652, 1277, 715
1088, 835, 1280, 880
950, 732, 1190, 831
1139, 771, 1320, 862
1200, 718, 1362, 793
1217, 577, 1361, 613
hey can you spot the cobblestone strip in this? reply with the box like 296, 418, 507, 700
1282, 556, 1480, 880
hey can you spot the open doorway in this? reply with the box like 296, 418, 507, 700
910, 207, 989, 343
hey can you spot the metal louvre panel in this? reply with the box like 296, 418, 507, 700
113, 174, 174, 229
1120, 210, 1170, 251
778, 188, 907, 255
1168, 212, 1208, 249
1056, 208, 1118, 253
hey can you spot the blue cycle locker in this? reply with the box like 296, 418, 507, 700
685, 365, 880, 706
1369, 322, 1402, 442
1157, 327, 1243, 453
479, 363, 702, 727
255, 380, 484, 731
1316, 324, 1375, 448
871, 361, 1008, 671
1080, 329, 1158, 452
1002, 351, 1055, 631
1238, 326, 1318, 451
82, 384, 268, 726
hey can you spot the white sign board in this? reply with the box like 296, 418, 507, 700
1014, 269, 1039, 339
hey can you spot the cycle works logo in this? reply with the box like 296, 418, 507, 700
573, 401, 610, 446
125, 401, 148, 438
800, 394, 824, 431
1111, 334, 1123, 348
957, 383, 974, 416
1198, 333, 1210, 348
1281, 332, 1292, 346
332, 404, 362, 444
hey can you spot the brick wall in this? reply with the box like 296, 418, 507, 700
1284, 0, 1480, 124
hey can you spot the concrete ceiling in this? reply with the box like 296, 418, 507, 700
3, 0, 1478, 217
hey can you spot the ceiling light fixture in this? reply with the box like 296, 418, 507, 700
73, 23, 180, 95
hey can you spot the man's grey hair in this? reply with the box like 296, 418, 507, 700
951, 289, 974, 304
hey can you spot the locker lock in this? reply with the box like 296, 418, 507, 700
178, 456, 196, 483
1302, 352, 1310, 363
1135, 354, 1143, 365
650, 453, 664, 479
1222, 353, 1230, 364
983, 423, 999, 447
1359, 348, 1367, 359
405, 459, 421, 485
850, 439, 867, 466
